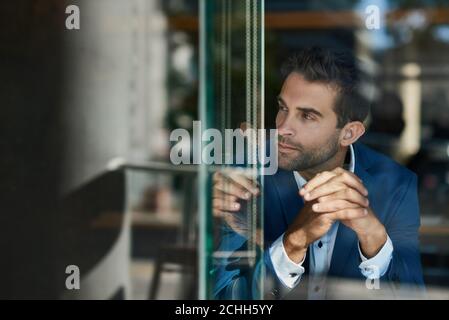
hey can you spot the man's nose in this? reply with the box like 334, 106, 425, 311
277, 118, 294, 137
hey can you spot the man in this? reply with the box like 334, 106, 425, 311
212, 47, 425, 299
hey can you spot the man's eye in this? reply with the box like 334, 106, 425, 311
278, 105, 287, 112
302, 112, 314, 120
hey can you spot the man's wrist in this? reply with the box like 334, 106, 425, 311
357, 223, 387, 258
283, 229, 308, 263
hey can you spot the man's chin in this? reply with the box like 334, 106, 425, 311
278, 157, 299, 171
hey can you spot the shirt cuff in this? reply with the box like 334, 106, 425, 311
358, 234, 393, 279
269, 233, 306, 288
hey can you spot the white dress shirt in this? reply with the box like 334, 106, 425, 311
269, 144, 393, 298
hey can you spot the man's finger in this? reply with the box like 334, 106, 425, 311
213, 198, 241, 212
304, 181, 347, 201
303, 169, 367, 198
215, 169, 259, 195
325, 207, 368, 220
305, 172, 368, 201
213, 194, 238, 205
213, 209, 226, 218
224, 170, 259, 195
317, 188, 369, 208
212, 171, 223, 184
312, 199, 359, 213
300, 171, 336, 196
334, 171, 368, 196
214, 180, 252, 200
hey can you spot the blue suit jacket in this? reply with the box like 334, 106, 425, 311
213, 142, 425, 299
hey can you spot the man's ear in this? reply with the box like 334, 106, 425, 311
339, 121, 365, 147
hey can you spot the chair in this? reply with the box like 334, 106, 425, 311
147, 173, 198, 299
59, 169, 131, 300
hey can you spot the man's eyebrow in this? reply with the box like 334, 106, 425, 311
277, 95, 323, 118
296, 107, 323, 118
276, 95, 285, 105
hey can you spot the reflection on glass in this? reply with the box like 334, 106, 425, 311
197, 0, 449, 300
199, 0, 265, 299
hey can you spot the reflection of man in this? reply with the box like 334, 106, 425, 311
213, 47, 424, 299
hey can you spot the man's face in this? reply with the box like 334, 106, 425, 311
275, 72, 342, 171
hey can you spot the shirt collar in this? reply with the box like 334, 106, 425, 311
293, 144, 355, 189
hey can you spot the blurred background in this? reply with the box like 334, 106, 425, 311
1, 0, 449, 299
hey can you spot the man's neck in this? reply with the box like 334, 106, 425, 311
298, 146, 348, 181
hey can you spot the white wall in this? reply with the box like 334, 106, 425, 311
61, 0, 167, 193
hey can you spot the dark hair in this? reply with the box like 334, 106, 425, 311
281, 46, 370, 128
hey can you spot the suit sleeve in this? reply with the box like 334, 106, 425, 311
213, 223, 304, 300
380, 173, 425, 291
213, 174, 305, 300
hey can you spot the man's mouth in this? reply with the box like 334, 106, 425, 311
278, 142, 298, 152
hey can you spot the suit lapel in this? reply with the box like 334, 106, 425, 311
328, 143, 374, 277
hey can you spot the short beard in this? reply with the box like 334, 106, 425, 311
278, 132, 341, 172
